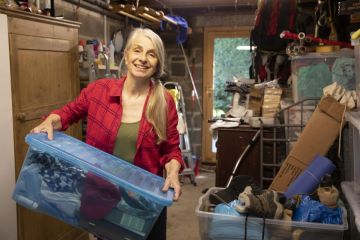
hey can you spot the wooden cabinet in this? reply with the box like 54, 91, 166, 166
0, 7, 87, 240
215, 126, 273, 188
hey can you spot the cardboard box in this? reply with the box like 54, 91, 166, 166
281, 101, 316, 150
269, 96, 346, 192
262, 88, 282, 117
248, 88, 263, 117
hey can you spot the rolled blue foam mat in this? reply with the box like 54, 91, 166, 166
284, 155, 336, 199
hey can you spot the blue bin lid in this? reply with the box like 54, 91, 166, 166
25, 132, 174, 206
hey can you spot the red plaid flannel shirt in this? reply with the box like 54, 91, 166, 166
52, 77, 184, 176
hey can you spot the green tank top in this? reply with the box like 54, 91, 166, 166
113, 121, 140, 163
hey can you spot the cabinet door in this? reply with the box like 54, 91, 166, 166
216, 128, 262, 187
215, 128, 275, 188
9, 33, 86, 240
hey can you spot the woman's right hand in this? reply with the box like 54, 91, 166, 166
30, 114, 62, 140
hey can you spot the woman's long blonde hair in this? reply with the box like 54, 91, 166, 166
120, 28, 168, 142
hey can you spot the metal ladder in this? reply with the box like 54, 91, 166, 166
164, 82, 197, 186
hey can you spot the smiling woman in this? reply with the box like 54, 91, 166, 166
119, 28, 167, 141
30, 27, 185, 240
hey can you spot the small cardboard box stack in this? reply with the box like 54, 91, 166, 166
262, 88, 282, 117
270, 95, 346, 192
248, 88, 263, 117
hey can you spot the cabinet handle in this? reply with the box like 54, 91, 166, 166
16, 112, 26, 121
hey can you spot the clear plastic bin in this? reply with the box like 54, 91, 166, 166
12, 132, 173, 240
291, 52, 355, 103
195, 187, 348, 240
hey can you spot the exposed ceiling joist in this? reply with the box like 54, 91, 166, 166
111, 0, 257, 15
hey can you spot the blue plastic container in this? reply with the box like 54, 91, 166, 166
12, 132, 173, 240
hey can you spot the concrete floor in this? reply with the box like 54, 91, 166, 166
167, 171, 215, 240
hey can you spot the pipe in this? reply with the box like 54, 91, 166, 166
280, 31, 353, 48
180, 43, 203, 117
104, 15, 107, 45
298, 32, 305, 47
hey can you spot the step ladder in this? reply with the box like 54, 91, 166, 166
164, 82, 197, 186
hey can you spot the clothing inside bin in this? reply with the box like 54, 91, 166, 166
13, 150, 86, 226
210, 200, 268, 240
80, 191, 161, 238
32, 151, 86, 192
80, 172, 122, 220
209, 175, 262, 205
293, 195, 343, 224
79, 174, 162, 237
117, 187, 160, 212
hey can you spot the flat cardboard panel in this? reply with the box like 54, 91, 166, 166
270, 156, 307, 191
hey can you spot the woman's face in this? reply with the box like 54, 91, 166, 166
125, 34, 158, 81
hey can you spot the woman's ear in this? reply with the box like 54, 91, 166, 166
123, 50, 128, 65
124, 55, 128, 66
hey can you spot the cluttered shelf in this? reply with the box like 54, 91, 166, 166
206, 95, 352, 240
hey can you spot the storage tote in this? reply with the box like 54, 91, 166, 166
291, 51, 355, 103
12, 132, 173, 240
195, 187, 348, 240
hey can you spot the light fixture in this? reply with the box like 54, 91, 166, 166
236, 45, 256, 50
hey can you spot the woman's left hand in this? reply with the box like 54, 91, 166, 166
163, 159, 181, 201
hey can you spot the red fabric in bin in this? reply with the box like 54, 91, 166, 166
80, 172, 121, 220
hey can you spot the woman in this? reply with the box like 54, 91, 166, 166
31, 28, 184, 239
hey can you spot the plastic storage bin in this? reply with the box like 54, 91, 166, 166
12, 132, 173, 240
195, 187, 348, 240
291, 51, 355, 103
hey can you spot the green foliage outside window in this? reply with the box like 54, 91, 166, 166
213, 38, 252, 117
